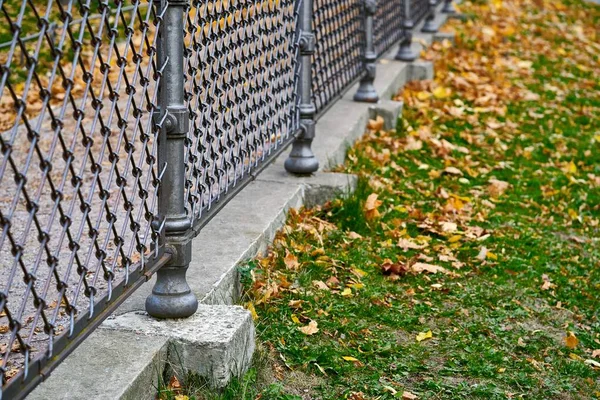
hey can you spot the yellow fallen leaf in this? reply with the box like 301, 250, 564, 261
341, 288, 353, 297
565, 332, 579, 349
416, 330, 433, 342
175, 395, 189, 400
245, 302, 258, 320
448, 235, 462, 243
342, 356, 359, 362
433, 86, 451, 99
416, 91, 431, 101
298, 320, 319, 335
291, 314, 300, 324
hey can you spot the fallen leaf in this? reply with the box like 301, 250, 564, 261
488, 179, 510, 197
584, 359, 600, 369
412, 262, 447, 274
367, 115, 384, 131
342, 356, 359, 362
433, 86, 452, 99
476, 246, 488, 261
443, 166, 463, 176
313, 280, 330, 291
284, 251, 300, 270
416, 330, 433, 342
592, 349, 600, 358
565, 332, 578, 349
299, 320, 319, 335
397, 238, 426, 251
364, 193, 383, 220
381, 260, 409, 276
402, 391, 418, 400
348, 231, 363, 239
245, 302, 258, 320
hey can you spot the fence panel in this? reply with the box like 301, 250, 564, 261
0, 0, 164, 397
411, 0, 431, 24
312, 0, 365, 114
374, 0, 406, 55
183, 0, 301, 226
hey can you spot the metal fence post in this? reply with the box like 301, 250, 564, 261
146, 0, 198, 318
442, 0, 456, 14
422, 0, 439, 33
285, 0, 319, 174
395, 0, 418, 61
354, 0, 379, 103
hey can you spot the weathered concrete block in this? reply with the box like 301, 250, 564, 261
103, 305, 255, 389
407, 60, 434, 82
370, 100, 404, 131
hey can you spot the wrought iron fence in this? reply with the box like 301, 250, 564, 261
0, 0, 451, 397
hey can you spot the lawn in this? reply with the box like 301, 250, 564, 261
161, 0, 600, 398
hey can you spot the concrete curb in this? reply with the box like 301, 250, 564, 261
29, 7, 453, 399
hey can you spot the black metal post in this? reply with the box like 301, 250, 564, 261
146, 0, 198, 318
395, 0, 418, 61
354, 0, 379, 103
422, 0, 439, 33
285, 0, 319, 174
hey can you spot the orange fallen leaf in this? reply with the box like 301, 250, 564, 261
565, 332, 579, 349
364, 193, 383, 220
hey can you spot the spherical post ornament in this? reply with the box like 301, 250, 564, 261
395, 0, 418, 61
442, 0, 456, 14
285, 0, 319, 174
422, 0, 439, 33
353, 0, 379, 103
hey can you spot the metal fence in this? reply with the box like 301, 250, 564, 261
0, 0, 452, 397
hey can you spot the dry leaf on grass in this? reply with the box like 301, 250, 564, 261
411, 262, 447, 274
565, 332, 578, 349
488, 179, 510, 197
284, 251, 300, 270
402, 391, 419, 400
364, 193, 383, 220
416, 330, 433, 342
299, 320, 319, 335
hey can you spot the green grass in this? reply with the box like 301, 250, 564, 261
159, 0, 600, 398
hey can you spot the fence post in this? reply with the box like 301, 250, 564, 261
422, 0, 439, 33
442, 0, 456, 14
146, 0, 198, 318
285, 0, 319, 174
354, 0, 379, 103
395, 0, 418, 61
